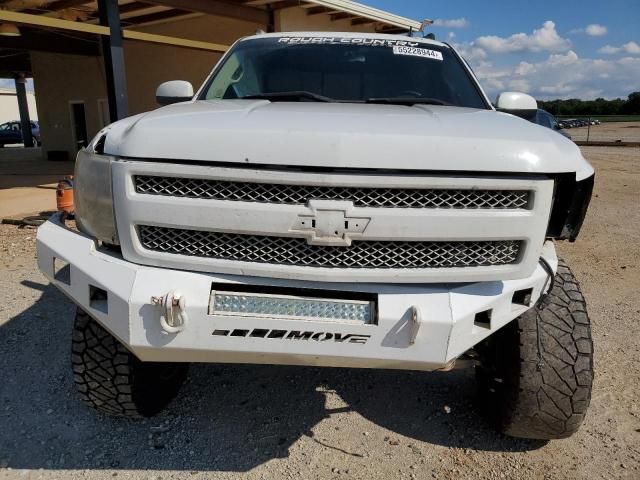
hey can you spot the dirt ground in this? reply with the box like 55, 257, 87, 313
0, 146, 639, 480
567, 121, 640, 143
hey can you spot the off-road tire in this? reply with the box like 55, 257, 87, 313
476, 259, 593, 439
71, 308, 188, 418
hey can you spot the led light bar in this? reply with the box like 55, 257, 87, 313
210, 291, 374, 324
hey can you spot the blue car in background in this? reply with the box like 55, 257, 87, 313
0, 120, 41, 147
532, 109, 572, 140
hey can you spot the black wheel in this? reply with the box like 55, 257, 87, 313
476, 259, 593, 439
71, 308, 188, 418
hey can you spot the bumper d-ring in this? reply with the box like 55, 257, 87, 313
151, 291, 188, 334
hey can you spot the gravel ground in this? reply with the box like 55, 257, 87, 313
1, 146, 639, 480
567, 122, 640, 143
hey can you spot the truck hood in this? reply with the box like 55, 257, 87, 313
103, 100, 593, 179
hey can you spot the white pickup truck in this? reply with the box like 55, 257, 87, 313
37, 32, 594, 440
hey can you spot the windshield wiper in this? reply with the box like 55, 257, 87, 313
239, 92, 450, 106
240, 91, 335, 103
365, 97, 451, 106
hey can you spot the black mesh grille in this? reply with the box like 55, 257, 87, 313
134, 176, 530, 209
138, 225, 522, 269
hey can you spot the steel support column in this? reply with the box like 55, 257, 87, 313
266, 5, 275, 33
14, 76, 34, 148
98, 0, 128, 122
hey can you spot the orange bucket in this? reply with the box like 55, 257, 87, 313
56, 176, 74, 213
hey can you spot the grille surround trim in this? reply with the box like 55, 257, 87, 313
134, 175, 531, 210
112, 161, 556, 283
138, 225, 522, 270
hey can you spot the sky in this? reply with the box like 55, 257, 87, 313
368, 0, 640, 100
2, 1, 638, 100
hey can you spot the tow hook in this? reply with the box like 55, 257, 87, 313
151, 291, 188, 334
408, 305, 422, 345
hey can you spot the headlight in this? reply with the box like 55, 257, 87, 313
74, 147, 119, 245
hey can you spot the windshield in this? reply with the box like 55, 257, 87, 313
200, 36, 488, 109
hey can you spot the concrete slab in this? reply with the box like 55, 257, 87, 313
0, 184, 58, 219
0, 146, 74, 218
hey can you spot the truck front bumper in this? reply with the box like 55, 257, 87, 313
37, 214, 558, 371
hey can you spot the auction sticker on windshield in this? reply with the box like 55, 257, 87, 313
392, 46, 443, 61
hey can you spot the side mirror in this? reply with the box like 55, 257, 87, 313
496, 91, 538, 120
156, 80, 194, 106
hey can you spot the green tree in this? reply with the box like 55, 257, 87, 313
620, 92, 640, 115
536, 94, 637, 116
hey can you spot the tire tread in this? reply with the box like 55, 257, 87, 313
478, 259, 593, 439
71, 308, 188, 418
